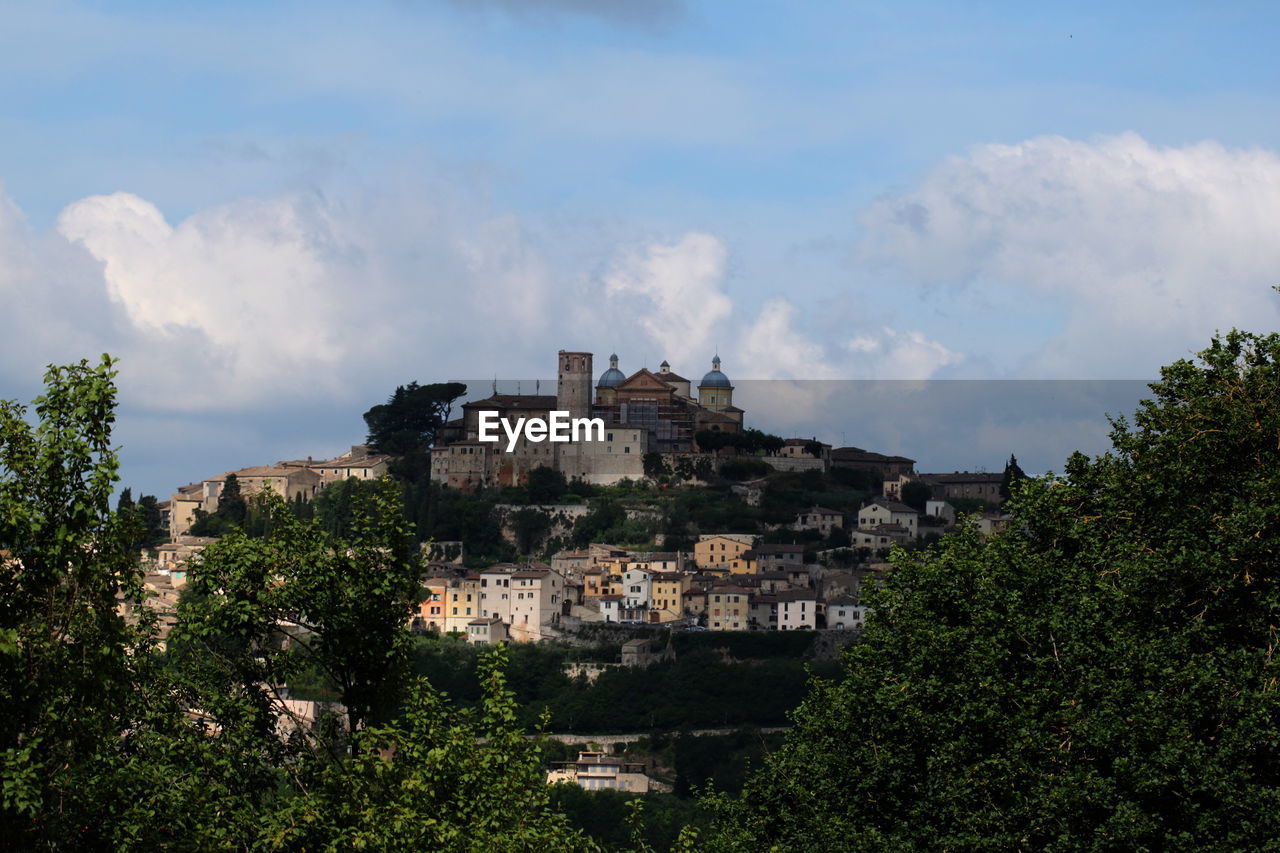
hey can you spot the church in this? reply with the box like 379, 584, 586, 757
429, 350, 745, 490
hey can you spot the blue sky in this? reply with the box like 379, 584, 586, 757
2, 0, 1279, 497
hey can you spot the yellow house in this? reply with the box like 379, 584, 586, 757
443, 576, 482, 635
648, 573, 692, 622
695, 535, 756, 569
726, 550, 759, 575
707, 586, 750, 630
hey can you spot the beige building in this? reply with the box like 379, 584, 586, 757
507, 567, 566, 642
887, 472, 1005, 506
466, 616, 509, 645
648, 572, 692, 622
706, 585, 750, 630
443, 576, 482, 634
793, 506, 844, 536
170, 465, 322, 537
547, 751, 656, 793
279, 445, 392, 484
430, 348, 748, 491
695, 535, 758, 569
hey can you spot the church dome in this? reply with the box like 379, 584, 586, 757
700, 355, 732, 388
598, 353, 625, 387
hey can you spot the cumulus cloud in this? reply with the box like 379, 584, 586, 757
858, 132, 1280, 376
602, 231, 732, 368
844, 327, 959, 379
0, 181, 561, 412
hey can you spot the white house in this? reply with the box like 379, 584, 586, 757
857, 497, 919, 538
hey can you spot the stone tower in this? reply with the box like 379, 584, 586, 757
557, 350, 593, 419
697, 354, 734, 412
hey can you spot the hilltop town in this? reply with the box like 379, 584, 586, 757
139, 348, 1023, 658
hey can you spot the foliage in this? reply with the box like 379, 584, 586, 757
899, 478, 932, 512
1000, 452, 1029, 501
527, 465, 570, 503
0, 356, 150, 845
699, 330, 1280, 851
716, 459, 771, 481
510, 507, 554, 555
408, 634, 828, 735
263, 647, 598, 851
693, 429, 785, 456
178, 479, 421, 737
363, 380, 467, 481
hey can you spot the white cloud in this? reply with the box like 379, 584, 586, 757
602, 231, 731, 368
841, 327, 959, 379
858, 132, 1280, 376
0, 181, 565, 412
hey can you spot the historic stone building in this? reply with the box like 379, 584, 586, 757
429, 349, 745, 491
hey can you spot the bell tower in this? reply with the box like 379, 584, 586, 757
557, 350, 593, 419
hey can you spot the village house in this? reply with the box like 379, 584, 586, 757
975, 512, 1014, 537
466, 616, 509, 645
858, 497, 920, 538
824, 595, 868, 630
598, 594, 624, 623
410, 577, 448, 633
621, 565, 654, 611
886, 471, 1005, 506
706, 586, 750, 630
850, 529, 899, 553
831, 447, 916, 480
695, 534, 758, 569
278, 445, 392, 484
478, 566, 515, 624
749, 594, 778, 630
443, 576, 482, 634
792, 506, 844, 535
925, 499, 957, 524
648, 572, 692, 623
774, 588, 819, 630
507, 567, 566, 642
753, 543, 805, 572
546, 751, 656, 793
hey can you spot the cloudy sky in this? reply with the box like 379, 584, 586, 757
2, 0, 1279, 496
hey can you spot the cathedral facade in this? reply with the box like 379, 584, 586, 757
429, 350, 744, 490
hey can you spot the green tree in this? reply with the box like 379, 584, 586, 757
364, 381, 466, 482
699, 330, 1280, 851
510, 507, 553, 555
0, 356, 149, 846
136, 493, 165, 547
999, 452, 1028, 501
527, 465, 569, 503
263, 647, 599, 851
217, 472, 247, 525
180, 479, 420, 739
899, 478, 932, 512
